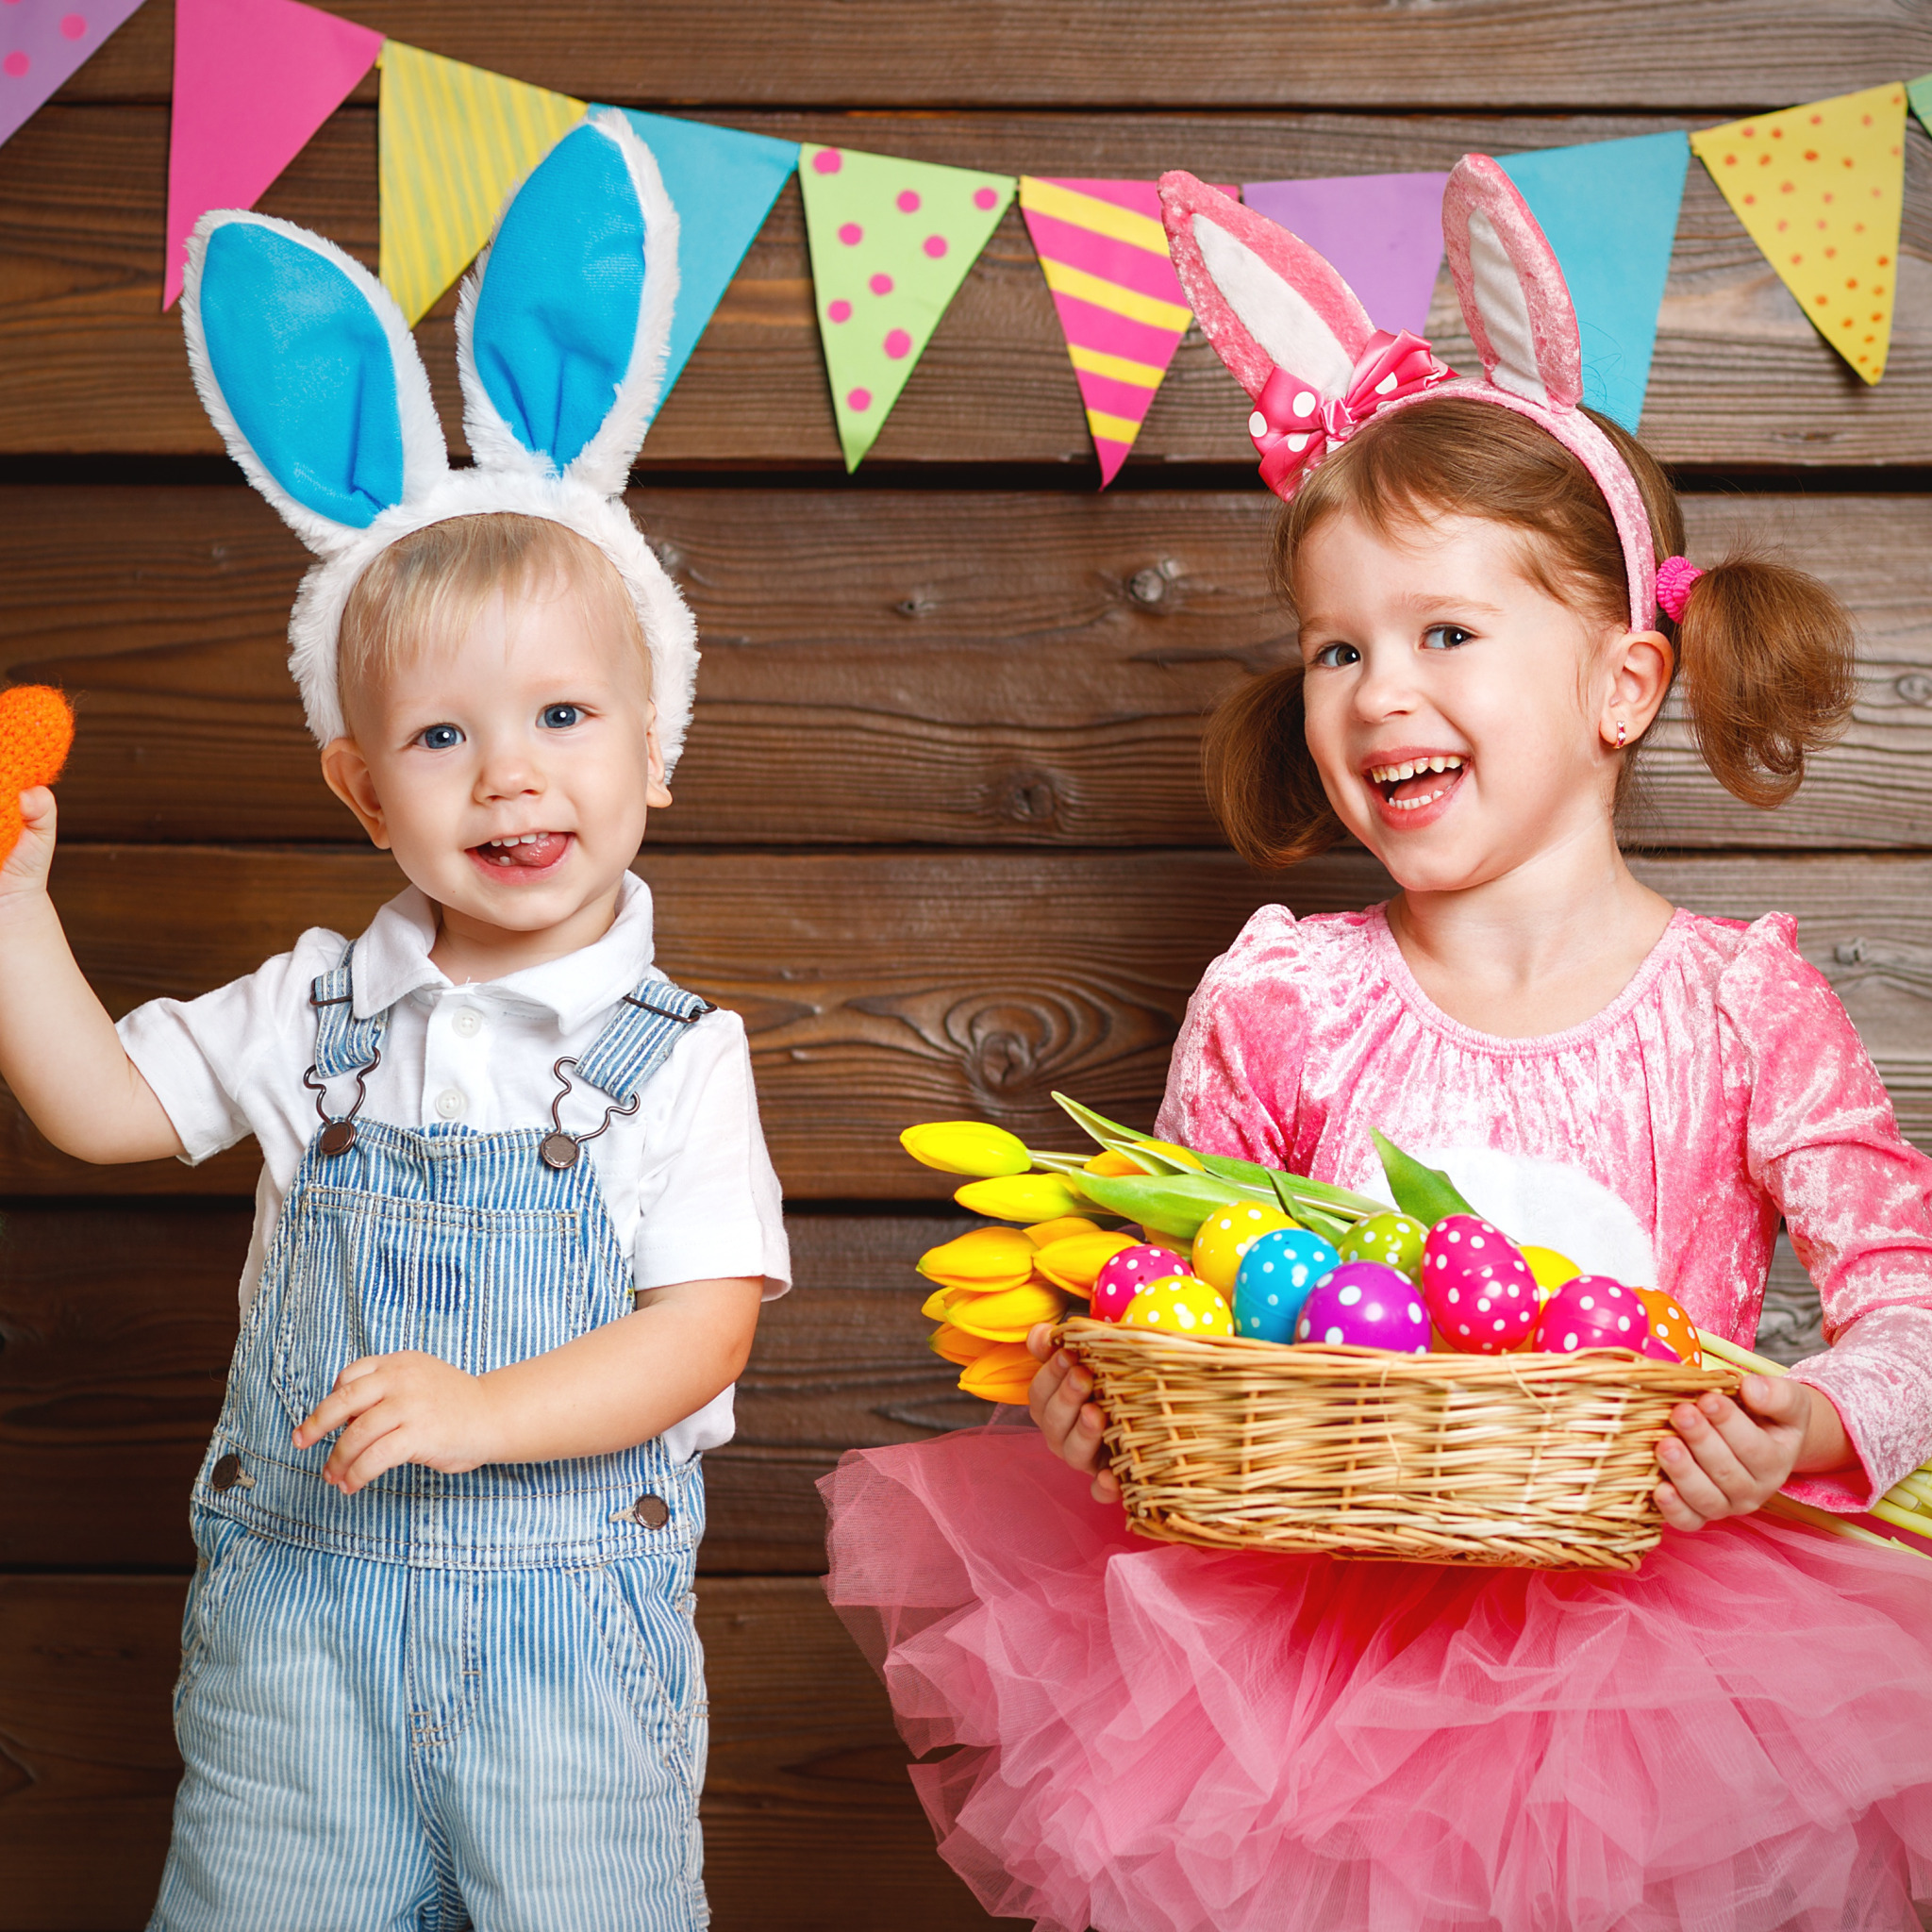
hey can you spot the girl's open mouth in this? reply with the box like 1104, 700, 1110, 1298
1365, 754, 1466, 821
468, 831, 572, 874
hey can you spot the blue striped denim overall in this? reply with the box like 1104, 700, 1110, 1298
151, 955, 719, 1932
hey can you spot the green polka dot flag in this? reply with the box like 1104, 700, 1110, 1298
799, 144, 1015, 470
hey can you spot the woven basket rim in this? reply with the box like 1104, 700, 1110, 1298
1055, 1315, 1738, 1393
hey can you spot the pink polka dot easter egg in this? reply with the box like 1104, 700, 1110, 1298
1091, 1243, 1187, 1323
1293, 1261, 1430, 1354
1534, 1275, 1645, 1355
1120, 1274, 1233, 1338
1422, 1215, 1538, 1354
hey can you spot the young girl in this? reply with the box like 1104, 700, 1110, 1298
822, 159, 1932, 1931
0, 119, 788, 1930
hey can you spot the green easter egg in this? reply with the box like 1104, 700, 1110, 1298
1337, 1211, 1427, 1282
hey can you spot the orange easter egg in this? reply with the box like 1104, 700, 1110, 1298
0, 686, 75, 859
1634, 1286, 1700, 1365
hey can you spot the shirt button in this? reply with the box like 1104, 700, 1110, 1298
451, 1009, 482, 1039
435, 1089, 467, 1120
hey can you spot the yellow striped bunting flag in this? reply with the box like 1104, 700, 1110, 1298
378, 41, 587, 326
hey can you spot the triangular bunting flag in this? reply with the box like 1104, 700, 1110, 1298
604, 108, 798, 409
1498, 132, 1690, 430
3, 0, 147, 152
162, 0, 381, 308
1241, 173, 1448, 339
1910, 74, 1932, 139
799, 144, 1014, 471
1019, 176, 1200, 487
378, 41, 586, 326
1691, 85, 1907, 385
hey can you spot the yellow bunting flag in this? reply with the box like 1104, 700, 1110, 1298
1690, 83, 1907, 384
377, 41, 587, 326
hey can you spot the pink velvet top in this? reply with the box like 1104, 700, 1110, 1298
1156, 904, 1932, 1513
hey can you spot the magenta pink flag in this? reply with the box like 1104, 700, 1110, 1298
164, 0, 383, 308
2, 0, 150, 152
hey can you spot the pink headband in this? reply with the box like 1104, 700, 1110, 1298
1158, 158, 1696, 635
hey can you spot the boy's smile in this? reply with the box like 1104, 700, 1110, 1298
321, 575, 671, 982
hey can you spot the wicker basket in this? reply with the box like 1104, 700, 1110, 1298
1058, 1316, 1743, 1572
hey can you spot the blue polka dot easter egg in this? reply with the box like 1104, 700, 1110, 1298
1234, 1227, 1340, 1344
1292, 1260, 1431, 1355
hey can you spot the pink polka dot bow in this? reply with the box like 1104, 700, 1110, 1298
1247, 329, 1453, 499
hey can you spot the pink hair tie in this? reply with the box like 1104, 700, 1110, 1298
1656, 556, 1704, 623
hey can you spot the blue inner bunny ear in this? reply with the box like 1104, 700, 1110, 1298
199, 224, 406, 530
472, 122, 646, 474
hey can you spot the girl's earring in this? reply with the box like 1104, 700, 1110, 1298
1615, 719, 1628, 749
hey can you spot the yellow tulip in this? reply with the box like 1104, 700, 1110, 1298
920, 1283, 974, 1324
1084, 1140, 1204, 1175
901, 1121, 1033, 1178
1033, 1229, 1140, 1293
947, 1281, 1072, 1342
954, 1174, 1088, 1223
915, 1225, 1038, 1291
1024, 1215, 1104, 1247
930, 1323, 1001, 1368
959, 1342, 1041, 1403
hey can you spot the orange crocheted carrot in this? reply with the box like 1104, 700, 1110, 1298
0, 685, 75, 860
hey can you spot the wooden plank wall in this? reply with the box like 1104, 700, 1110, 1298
3, 3, 1930, 1924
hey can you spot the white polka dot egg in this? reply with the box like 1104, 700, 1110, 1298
1421, 1214, 1539, 1355
1533, 1275, 1644, 1354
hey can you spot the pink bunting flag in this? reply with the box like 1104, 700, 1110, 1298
2, 0, 148, 151
164, 0, 384, 308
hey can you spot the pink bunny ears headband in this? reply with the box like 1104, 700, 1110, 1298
1158, 157, 1702, 631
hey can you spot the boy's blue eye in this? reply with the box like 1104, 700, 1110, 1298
1423, 625, 1474, 650
417, 724, 463, 750
1311, 641, 1360, 669
541, 704, 583, 730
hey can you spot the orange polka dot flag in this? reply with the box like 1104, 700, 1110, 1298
799, 144, 1015, 471
0, 685, 75, 859
1690, 82, 1907, 385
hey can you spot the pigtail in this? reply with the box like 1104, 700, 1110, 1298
1671, 553, 1856, 808
1201, 660, 1345, 870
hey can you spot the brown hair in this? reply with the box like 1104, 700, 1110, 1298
1204, 398, 1856, 868
337, 513, 648, 726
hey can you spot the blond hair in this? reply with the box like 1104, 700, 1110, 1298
337, 513, 650, 724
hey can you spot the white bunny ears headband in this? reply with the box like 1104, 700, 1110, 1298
1158, 156, 1702, 633
180, 109, 700, 768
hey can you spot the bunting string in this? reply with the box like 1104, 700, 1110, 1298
1, 0, 1924, 478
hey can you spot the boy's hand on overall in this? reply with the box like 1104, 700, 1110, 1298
295, 1352, 503, 1495
1655, 1374, 1845, 1532
1026, 1322, 1120, 1505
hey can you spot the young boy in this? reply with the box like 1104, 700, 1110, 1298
0, 508, 787, 1929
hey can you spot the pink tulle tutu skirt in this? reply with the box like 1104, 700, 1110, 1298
822, 1420, 1932, 1932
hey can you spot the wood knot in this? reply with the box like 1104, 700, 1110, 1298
1896, 673, 1932, 708
1126, 560, 1183, 608
994, 769, 1058, 825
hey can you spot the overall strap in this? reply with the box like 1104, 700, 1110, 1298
308, 946, 387, 1076
574, 977, 714, 1103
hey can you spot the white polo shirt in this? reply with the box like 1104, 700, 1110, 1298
118, 873, 790, 1460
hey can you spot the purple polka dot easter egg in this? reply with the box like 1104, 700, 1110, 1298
1422, 1215, 1538, 1355
1292, 1261, 1429, 1355
1534, 1275, 1644, 1355
1091, 1243, 1187, 1323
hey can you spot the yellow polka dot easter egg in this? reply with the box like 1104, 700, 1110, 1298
1190, 1203, 1295, 1292
1120, 1275, 1235, 1339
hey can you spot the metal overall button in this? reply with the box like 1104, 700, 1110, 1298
302, 991, 381, 1158
540, 1058, 642, 1171
631, 1494, 670, 1530
209, 1454, 255, 1492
